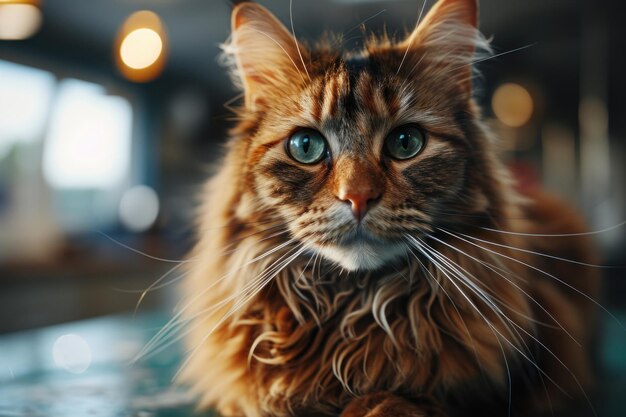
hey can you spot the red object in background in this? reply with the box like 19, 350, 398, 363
508, 160, 540, 193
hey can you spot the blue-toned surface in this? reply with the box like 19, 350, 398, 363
0, 311, 624, 417
0, 313, 213, 417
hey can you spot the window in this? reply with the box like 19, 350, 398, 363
0, 59, 137, 259
0, 59, 55, 158
43, 79, 133, 189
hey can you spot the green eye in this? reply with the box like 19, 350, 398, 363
384, 125, 426, 160
287, 129, 327, 164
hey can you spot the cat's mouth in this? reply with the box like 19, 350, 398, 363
315, 227, 407, 271
335, 227, 383, 247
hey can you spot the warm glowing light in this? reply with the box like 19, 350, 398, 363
52, 334, 92, 374
119, 185, 160, 232
0, 3, 42, 40
120, 28, 163, 70
115, 11, 167, 82
491, 83, 534, 128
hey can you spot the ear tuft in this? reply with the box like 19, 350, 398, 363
221, 3, 310, 111
398, 0, 490, 96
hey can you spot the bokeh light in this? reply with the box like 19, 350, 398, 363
119, 185, 160, 232
120, 28, 163, 70
52, 334, 92, 374
115, 11, 167, 82
0, 1, 42, 40
491, 83, 534, 128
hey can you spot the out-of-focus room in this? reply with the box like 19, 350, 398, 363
0, 0, 624, 416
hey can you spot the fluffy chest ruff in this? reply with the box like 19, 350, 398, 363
178, 227, 540, 417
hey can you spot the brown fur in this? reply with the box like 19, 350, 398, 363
176, 1, 599, 416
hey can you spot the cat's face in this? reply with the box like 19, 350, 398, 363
226, 0, 493, 271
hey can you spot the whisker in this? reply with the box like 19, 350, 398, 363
248, 28, 307, 84
218, 227, 291, 258
134, 262, 187, 315
289, 0, 310, 81
128, 226, 292, 323
413, 236, 526, 349
289, 251, 320, 325
195, 215, 283, 232
138, 241, 305, 363
422, 233, 599, 414
396, 0, 427, 75
404, 245, 492, 384
445, 43, 536, 74
409, 237, 520, 345
502, 311, 598, 416
111, 270, 186, 295
453, 229, 615, 269
173, 243, 309, 380
168, 226, 291, 314
438, 228, 626, 332
419, 235, 596, 413
97, 231, 195, 264
406, 236, 569, 396
481, 220, 626, 238
343, 9, 387, 39
134, 238, 298, 361
425, 232, 580, 345
222, 91, 245, 111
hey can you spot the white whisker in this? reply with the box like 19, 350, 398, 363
98, 231, 195, 264
248, 28, 307, 84
438, 228, 626, 332
289, 0, 310, 80
445, 43, 535, 74
343, 9, 387, 38
134, 262, 187, 315
405, 244, 491, 383
174, 243, 309, 380
405, 235, 571, 396
453, 229, 612, 268
425, 232, 580, 346
481, 220, 626, 238
396, 0, 427, 75
422, 233, 597, 412
138, 241, 305, 363
134, 238, 298, 361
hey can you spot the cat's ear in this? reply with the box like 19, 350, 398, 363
225, 3, 310, 111
398, 0, 487, 96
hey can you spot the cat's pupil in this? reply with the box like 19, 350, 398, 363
400, 134, 409, 149
302, 136, 310, 153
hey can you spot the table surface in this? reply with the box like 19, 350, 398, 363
0, 311, 625, 417
0, 313, 214, 417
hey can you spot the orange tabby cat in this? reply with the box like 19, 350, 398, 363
178, 1, 599, 416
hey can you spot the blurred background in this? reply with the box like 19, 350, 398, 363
0, 0, 624, 415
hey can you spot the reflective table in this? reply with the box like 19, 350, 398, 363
0, 311, 624, 417
0, 313, 213, 417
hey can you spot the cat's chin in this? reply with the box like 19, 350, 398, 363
318, 240, 407, 272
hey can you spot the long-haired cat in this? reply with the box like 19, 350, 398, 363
178, 0, 599, 415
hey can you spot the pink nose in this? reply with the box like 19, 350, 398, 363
338, 188, 381, 221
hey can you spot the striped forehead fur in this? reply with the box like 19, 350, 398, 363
221, 1, 492, 110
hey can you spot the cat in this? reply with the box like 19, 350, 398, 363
177, 0, 599, 416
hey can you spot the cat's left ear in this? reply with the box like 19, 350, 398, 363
225, 3, 310, 111
398, 0, 486, 96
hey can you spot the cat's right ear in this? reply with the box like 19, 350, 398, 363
224, 3, 310, 111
